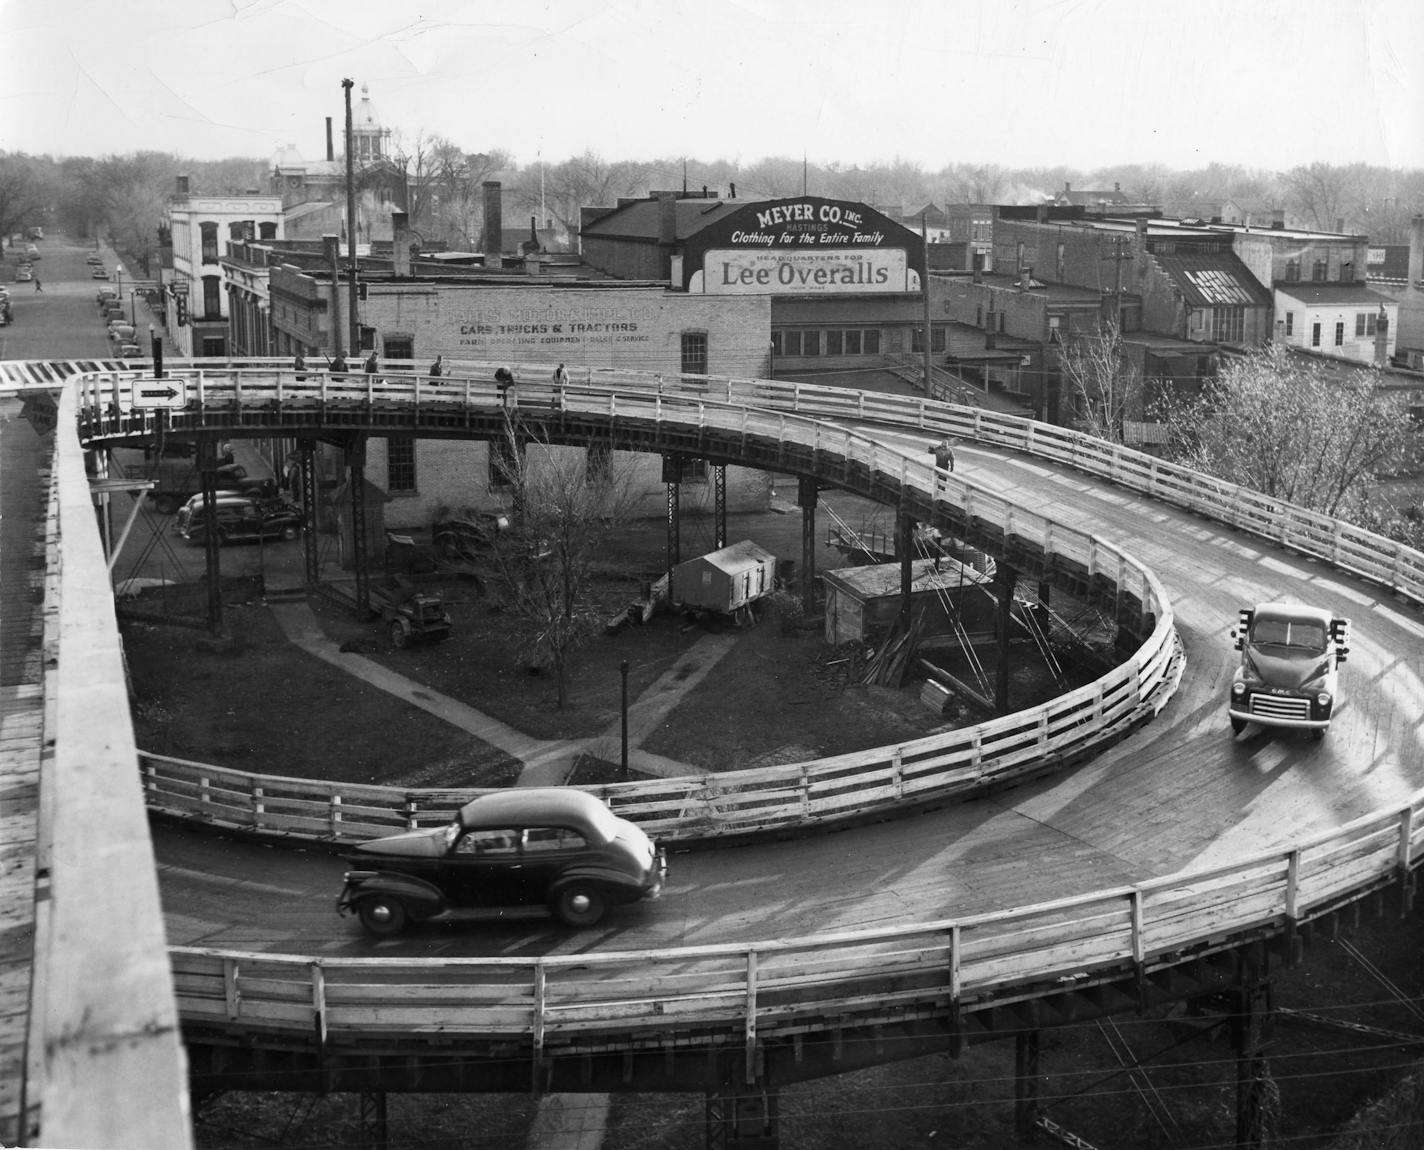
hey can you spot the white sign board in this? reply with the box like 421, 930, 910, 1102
697, 247, 910, 295
132, 378, 188, 409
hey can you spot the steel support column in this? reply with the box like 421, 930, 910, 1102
897, 512, 916, 628
198, 438, 222, 634
349, 436, 369, 614
1234, 949, 1276, 1149
713, 463, 727, 550
996, 562, 1018, 712
664, 454, 682, 591
1014, 1030, 1041, 1139
796, 476, 818, 615
300, 439, 320, 588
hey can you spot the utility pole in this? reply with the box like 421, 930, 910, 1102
921, 215, 934, 394
342, 79, 360, 358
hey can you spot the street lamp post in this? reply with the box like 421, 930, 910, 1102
115, 263, 124, 299
129, 289, 137, 327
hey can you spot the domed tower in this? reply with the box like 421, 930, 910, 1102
350, 83, 392, 165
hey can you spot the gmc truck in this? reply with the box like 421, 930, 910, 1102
1229, 602, 1350, 739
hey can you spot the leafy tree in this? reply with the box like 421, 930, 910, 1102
0, 152, 54, 254
486, 424, 643, 708
1157, 344, 1420, 518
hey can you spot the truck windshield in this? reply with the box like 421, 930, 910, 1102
1251, 619, 1327, 653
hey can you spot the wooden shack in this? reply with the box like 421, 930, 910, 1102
671, 540, 778, 614
822, 557, 997, 646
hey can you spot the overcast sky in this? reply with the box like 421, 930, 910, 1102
1, 0, 1421, 174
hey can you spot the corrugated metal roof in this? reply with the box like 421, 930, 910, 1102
1152, 252, 1272, 308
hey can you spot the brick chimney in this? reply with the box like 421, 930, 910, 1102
1374, 307, 1390, 366
391, 211, 410, 277
657, 191, 678, 245
176, 175, 189, 196
1408, 215, 1424, 285
482, 181, 503, 257
1272, 208, 1285, 229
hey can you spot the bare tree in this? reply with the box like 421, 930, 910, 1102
514, 151, 647, 239
1282, 162, 1362, 232
486, 423, 643, 708
1058, 319, 1146, 443
1157, 344, 1420, 518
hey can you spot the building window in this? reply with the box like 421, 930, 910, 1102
359, 326, 377, 352
1048, 315, 1062, 343
202, 275, 221, 319
387, 435, 416, 493
259, 222, 277, 240
1284, 259, 1300, 281
802, 331, 820, 356
1312, 260, 1327, 282
932, 326, 946, 353
680, 331, 708, 375
864, 330, 880, 354
1210, 306, 1244, 343
845, 330, 862, 355
384, 336, 413, 361
1285, 312, 1294, 336
665, 456, 707, 484
1334, 322, 1345, 347
199, 222, 218, 263
201, 336, 225, 356
781, 331, 801, 356
1354, 312, 1378, 337
826, 330, 843, 356
1311, 322, 1321, 347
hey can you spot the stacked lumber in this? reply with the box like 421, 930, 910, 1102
861, 607, 928, 687
920, 679, 953, 714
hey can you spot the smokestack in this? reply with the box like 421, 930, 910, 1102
729, 182, 736, 198
482, 181, 503, 257
391, 211, 410, 277
1409, 215, 1424, 285
326, 117, 334, 162
1272, 208, 1285, 229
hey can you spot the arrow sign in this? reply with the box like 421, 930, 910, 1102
133, 379, 188, 409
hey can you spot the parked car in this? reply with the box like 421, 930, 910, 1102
337, 788, 667, 935
176, 493, 301, 545
85, 254, 103, 266
16, 268, 32, 282
118, 342, 142, 357
91, 267, 109, 279
434, 511, 512, 557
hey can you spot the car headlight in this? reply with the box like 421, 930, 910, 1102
1316, 692, 1332, 708
1231, 681, 1247, 697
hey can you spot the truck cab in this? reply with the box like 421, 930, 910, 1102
1229, 603, 1349, 738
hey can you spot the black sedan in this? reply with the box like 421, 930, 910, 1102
338, 788, 666, 934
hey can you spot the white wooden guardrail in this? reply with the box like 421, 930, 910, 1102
66, 362, 1424, 1056
167, 800, 1424, 1053
77, 367, 1178, 842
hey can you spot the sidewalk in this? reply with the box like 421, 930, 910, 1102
268, 599, 721, 784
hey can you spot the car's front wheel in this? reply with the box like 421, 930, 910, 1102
552, 882, 607, 927
278, 524, 299, 541
1230, 716, 1246, 735
389, 618, 412, 647
357, 895, 408, 936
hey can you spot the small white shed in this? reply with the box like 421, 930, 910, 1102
671, 540, 778, 614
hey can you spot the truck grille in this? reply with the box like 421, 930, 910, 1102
1249, 694, 1311, 722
